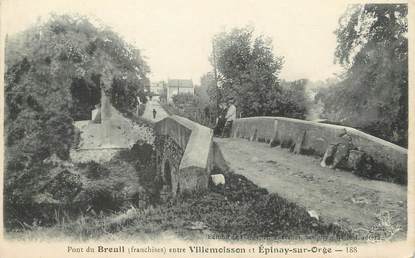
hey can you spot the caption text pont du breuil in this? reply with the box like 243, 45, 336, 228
67, 245, 341, 255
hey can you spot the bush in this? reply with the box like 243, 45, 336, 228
76, 181, 124, 212
137, 103, 146, 116
78, 161, 111, 179
4, 14, 151, 230
172, 93, 198, 107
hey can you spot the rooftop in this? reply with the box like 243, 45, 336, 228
167, 79, 193, 88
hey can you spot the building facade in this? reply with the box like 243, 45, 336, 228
167, 79, 194, 103
150, 81, 166, 95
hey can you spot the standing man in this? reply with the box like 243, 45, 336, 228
136, 96, 141, 116
214, 102, 226, 136
152, 108, 157, 119
222, 99, 236, 137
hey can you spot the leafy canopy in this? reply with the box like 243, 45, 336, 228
319, 4, 408, 146
4, 14, 150, 206
211, 26, 307, 119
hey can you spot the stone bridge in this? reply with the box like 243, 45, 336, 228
154, 115, 222, 196
230, 116, 407, 180
154, 115, 407, 233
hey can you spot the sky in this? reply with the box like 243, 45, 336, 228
2, 0, 350, 84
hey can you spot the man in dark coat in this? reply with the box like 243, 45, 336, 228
214, 103, 227, 137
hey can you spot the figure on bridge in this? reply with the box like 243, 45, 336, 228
222, 99, 236, 138
320, 129, 355, 169
214, 103, 227, 137
153, 109, 157, 119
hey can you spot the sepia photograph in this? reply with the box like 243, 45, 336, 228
0, 0, 413, 257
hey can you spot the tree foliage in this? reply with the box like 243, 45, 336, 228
172, 93, 199, 107
279, 79, 310, 119
198, 72, 218, 108
318, 4, 408, 146
4, 14, 150, 207
211, 26, 307, 119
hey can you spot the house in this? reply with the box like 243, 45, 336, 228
150, 81, 166, 95
167, 79, 194, 103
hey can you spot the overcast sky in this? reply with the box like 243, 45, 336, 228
2, 0, 350, 84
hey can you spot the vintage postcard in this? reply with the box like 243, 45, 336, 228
0, 0, 414, 257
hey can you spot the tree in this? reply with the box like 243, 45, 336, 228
320, 4, 408, 146
198, 72, 217, 108
172, 93, 198, 107
279, 79, 310, 119
158, 86, 167, 103
4, 14, 150, 214
212, 26, 281, 116
6, 14, 150, 120
211, 26, 307, 119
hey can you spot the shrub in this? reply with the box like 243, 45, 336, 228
4, 14, 150, 230
79, 161, 111, 179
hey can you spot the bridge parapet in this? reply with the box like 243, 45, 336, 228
232, 117, 407, 181
154, 115, 214, 196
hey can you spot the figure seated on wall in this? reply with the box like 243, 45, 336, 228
320, 129, 354, 169
320, 132, 378, 180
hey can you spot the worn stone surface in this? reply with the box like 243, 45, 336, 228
154, 116, 214, 196
293, 130, 306, 154
155, 135, 184, 194
231, 117, 407, 182
73, 90, 154, 151
215, 137, 407, 236
211, 174, 225, 186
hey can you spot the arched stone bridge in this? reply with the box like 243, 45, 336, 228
153, 114, 407, 234
154, 115, 218, 196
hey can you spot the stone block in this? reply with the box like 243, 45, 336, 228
211, 174, 225, 186
154, 116, 214, 196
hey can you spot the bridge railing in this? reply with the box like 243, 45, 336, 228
231, 116, 407, 182
154, 115, 214, 195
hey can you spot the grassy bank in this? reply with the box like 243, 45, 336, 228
8, 168, 365, 242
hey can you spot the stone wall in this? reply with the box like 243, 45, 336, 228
74, 89, 152, 150
154, 115, 214, 195
154, 135, 184, 195
231, 117, 407, 180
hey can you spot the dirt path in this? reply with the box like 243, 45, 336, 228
142, 99, 169, 122
215, 137, 407, 237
